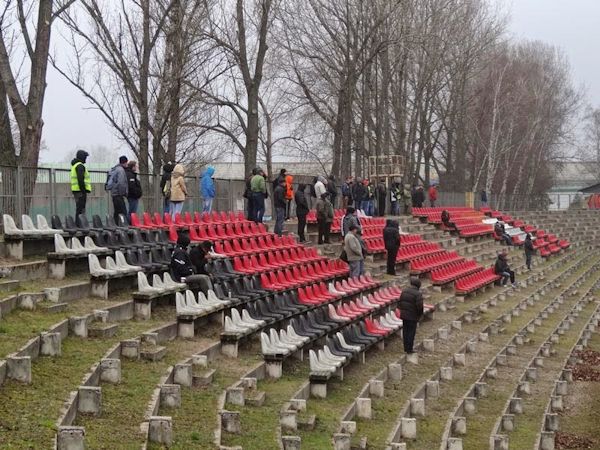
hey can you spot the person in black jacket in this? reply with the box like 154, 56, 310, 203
160, 162, 174, 213
189, 241, 213, 275
412, 185, 425, 208
125, 160, 142, 217
524, 234, 535, 270
294, 183, 309, 242
383, 219, 401, 275
376, 179, 387, 216
494, 251, 516, 287
494, 221, 513, 246
327, 175, 337, 208
170, 233, 195, 282
273, 178, 286, 236
399, 277, 424, 353
352, 179, 366, 210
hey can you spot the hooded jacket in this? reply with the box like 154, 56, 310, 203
71, 150, 90, 193
285, 175, 294, 200
344, 231, 364, 261
107, 163, 128, 197
399, 285, 424, 321
274, 182, 286, 209
201, 166, 216, 199
170, 164, 188, 202
383, 219, 401, 250
494, 254, 509, 275
160, 163, 174, 193
524, 236, 535, 256
125, 167, 142, 199
294, 184, 309, 216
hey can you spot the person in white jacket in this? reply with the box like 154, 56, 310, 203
314, 176, 327, 199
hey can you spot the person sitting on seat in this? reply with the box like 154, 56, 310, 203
494, 250, 516, 288
189, 241, 214, 275
441, 209, 457, 231
170, 233, 211, 289
494, 221, 513, 246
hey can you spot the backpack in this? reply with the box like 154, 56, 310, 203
163, 179, 171, 199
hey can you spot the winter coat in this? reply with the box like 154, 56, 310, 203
274, 184, 286, 209
71, 150, 90, 193
399, 286, 424, 321
341, 182, 353, 199
494, 255, 509, 275
376, 183, 387, 201
170, 164, 188, 202
107, 164, 128, 197
524, 238, 535, 256
125, 167, 142, 199
383, 219, 401, 250
314, 178, 327, 198
353, 183, 367, 204
170, 245, 195, 281
189, 245, 209, 275
412, 188, 425, 207
316, 198, 334, 223
200, 166, 216, 199
341, 214, 361, 237
250, 174, 266, 193
428, 186, 438, 201
344, 232, 364, 262
160, 163, 174, 196
294, 185, 309, 217
494, 222, 505, 237
285, 175, 294, 200
441, 210, 450, 225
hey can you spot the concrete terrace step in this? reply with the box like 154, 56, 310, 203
141, 345, 168, 362
88, 323, 119, 338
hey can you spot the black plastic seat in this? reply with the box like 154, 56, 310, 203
117, 213, 129, 227
327, 336, 354, 358
152, 247, 170, 266
106, 215, 128, 231
92, 215, 105, 230
51, 215, 64, 232
103, 231, 122, 250
116, 230, 145, 249
137, 249, 163, 271
65, 215, 88, 235
131, 229, 154, 248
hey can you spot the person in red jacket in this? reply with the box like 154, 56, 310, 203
428, 184, 438, 207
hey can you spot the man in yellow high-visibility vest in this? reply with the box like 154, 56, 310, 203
70, 150, 91, 218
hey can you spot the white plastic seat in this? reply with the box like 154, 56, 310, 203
70, 237, 88, 254
89, 254, 118, 276
231, 309, 255, 331
196, 292, 217, 311
322, 346, 346, 364
309, 349, 335, 373
328, 304, 349, 322
163, 272, 186, 289
138, 272, 163, 293
176, 292, 200, 315
207, 289, 230, 305
84, 236, 108, 252
21, 214, 44, 235
115, 251, 142, 272
336, 332, 361, 353
105, 256, 129, 274
287, 325, 309, 344
55, 234, 78, 254
37, 214, 62, 233
224, 315, 247, 334
270, 329, 296, 352
243, 310, 265, 327
151, 274, 171, 292
3, 214, 24, 235
184, 290, 207, 312
319, 348, 343, 368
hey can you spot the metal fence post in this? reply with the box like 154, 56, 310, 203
15, 165, 23, 223
50, 168, 56, 217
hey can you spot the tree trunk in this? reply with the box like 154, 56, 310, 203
0, 80, 16, 165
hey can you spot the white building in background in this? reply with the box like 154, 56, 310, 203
548, 161, 599, 209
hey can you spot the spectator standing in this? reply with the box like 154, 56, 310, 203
352, 178, 366, 211
412, 185, 425, 208
481, 190, 488, 208
244, 169, 257, 221
250, 167, 267, 223
200, 166, 216, 213
344, 224, 364, 277
315, 193, 334, 244
383, 219, 400, 275
273, 178, 286, 236
390, 182, 401, 216
125, 160, 142, 217
294, 183, 309, 242
273, 168, 287, 191
428, 184, 438, 207
284, 174, 294, 220
327, 175, 338, 208
341, 176, 353, 208
106, 155, 129, 223
398, 277, 424, 354
524, 234, 535, 270
160, 162, 174, 214
70, 149, 91, 220
169, 163, 188, 219
314, 176, 327, 199
401, 184, 412, 215
341, 206, 361, 237
494, 251, 516, 287
376, 179, 387, 216
360, 179, 375, 216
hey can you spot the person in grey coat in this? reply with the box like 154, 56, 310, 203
106, 155, 129, 223
344, 225, 364, 278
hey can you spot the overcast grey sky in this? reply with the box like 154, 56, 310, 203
39, 0, 600, 163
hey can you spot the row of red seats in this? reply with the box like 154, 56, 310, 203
298, 276, 382, 306
232, 249, 325, 274
412, 207, 472, 218
260, 260, 348, 291
213, 236, 301, 257
396, 242, 444, 263
431, 260, 483, 285
410, 251, 464, 274
455, 268, 500, 294
459, 224, 494, 237
363, 235, 424, 253
306, 209, 346, 223
131, 211, 247, 230
167, 221, 272, 243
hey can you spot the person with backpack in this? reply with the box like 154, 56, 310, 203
244, 169, 257, 221
169, 163, 188, 219
344, 224, 364, 277
399, 277, 424, 354
376, 179, 387, 216
160, 162, 174, 214
383, 219, 401, 275
294, 183, 309, 242
125, 160, 142, 217
70, 149, 91, 220
341, 176, 353, 209
524, 233, 535, 270
106, 155, 129, 223
284, 174, 294, 220
412, 185, 425, 208
200, 166, 216, 213
315, 192, 334, 244
273, 178, 286, 236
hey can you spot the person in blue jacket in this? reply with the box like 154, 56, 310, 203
200, 166, 216, 212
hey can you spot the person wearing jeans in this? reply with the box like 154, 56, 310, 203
398, 277, 424, 354
494, 251, 516, 287
344, 225, 364, 278
294, 183, 309, 242
169, 163, 188, 220
250, 168, 267, 223
273, 178, 286, 236
106, 155, 129, 223
200, 166, 216, 213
